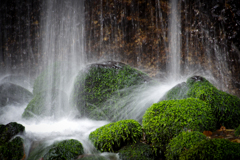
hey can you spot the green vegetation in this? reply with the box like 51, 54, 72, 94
235, 124, 240, 137
89, 119, 142, 152
165, 131, 207, 160
80, 155, 107, 160
142, 98, 216, 154
42, 139, 84, 160
71, 61, 151, 120
0, 137, 25, 160
0, 122, 25, 145
163, 76, 240, 129
179, 138, 240, 160
118, 142, 155, 160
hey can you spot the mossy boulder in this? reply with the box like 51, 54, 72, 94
162, 76, 240, 129
89, 119, 142, 152
142, 98, 216, 153
79, 155, 107, 160
28, 139, 84, 160
0, 137, 25, 160
165, 131, 207, 160
22, 89, 68, 119
235, 124, 240, 136
0, 122, 25, 145
71, 61, 151, 120
179, 138, 240, 160
43, 139, 84, 160
118, 142, 155, 160
0, 82, 33, 107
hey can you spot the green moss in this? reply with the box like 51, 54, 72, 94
43, 139, 84, 160
89, 119, 142, 152
80, 155, 107, 160
118, 142, 155, 160
235, 124, 240, 136
163, 76, 240, 129
27, 139, 84, 160
0, 122, 25, 145
179, 138, 240, 160
71, 61, 151, 120
142, 98, 216, 154
0, 137, 25, 160
165, 131, 207, 160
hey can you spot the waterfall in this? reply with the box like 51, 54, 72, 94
168, 0, 181, 80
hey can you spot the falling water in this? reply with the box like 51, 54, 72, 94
168, 0, 181, 80
0, 0, 239, 159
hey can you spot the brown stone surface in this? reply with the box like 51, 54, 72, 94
0, 0, 240, 96
85, 0, 240, 97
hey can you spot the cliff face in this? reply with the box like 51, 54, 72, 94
85, 0, 240, 96
0, 0, 240, 96
0, 0, 42, 76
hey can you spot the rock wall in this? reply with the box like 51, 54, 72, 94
0, 0, 239, 96
85, 0, 240, 96
0, 0, 42, 76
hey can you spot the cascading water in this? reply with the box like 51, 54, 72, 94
1, 0, 239, 159
168, 0, 181, 81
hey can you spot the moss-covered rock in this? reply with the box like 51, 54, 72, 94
79, 155, 107, 160
0, 122, 25, 145
71, 61, 151, 120
22, 89, 68, 119
28, 139, 84, 160
43, 139, 84, 160
118, 142, 155, 160
179, 138, 240, 160
89, 119, 142, 152
0, 137, 25, 160
142, 98, 216, 154
235, 124, 240, 137
165, 131, 207, 160
0, 82, 33, 107
163, 76, 240, 129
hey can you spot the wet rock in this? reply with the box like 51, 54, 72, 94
142, 98, 216, 154
89, 119, 142, 152
71, 61, 151, 120
0, 82, 33, 107
179, 138, 240, 160
22, 89, 69, 119
0, 122, 25, 145
118, 142, 155, 160
0, 137, 25, 160
162, 75, 240, 129
0, 122, 25, 160
28, 139, 84, 160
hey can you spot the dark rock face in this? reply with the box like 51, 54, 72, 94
0, 82, 33, 107
85, 0, 240, 97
